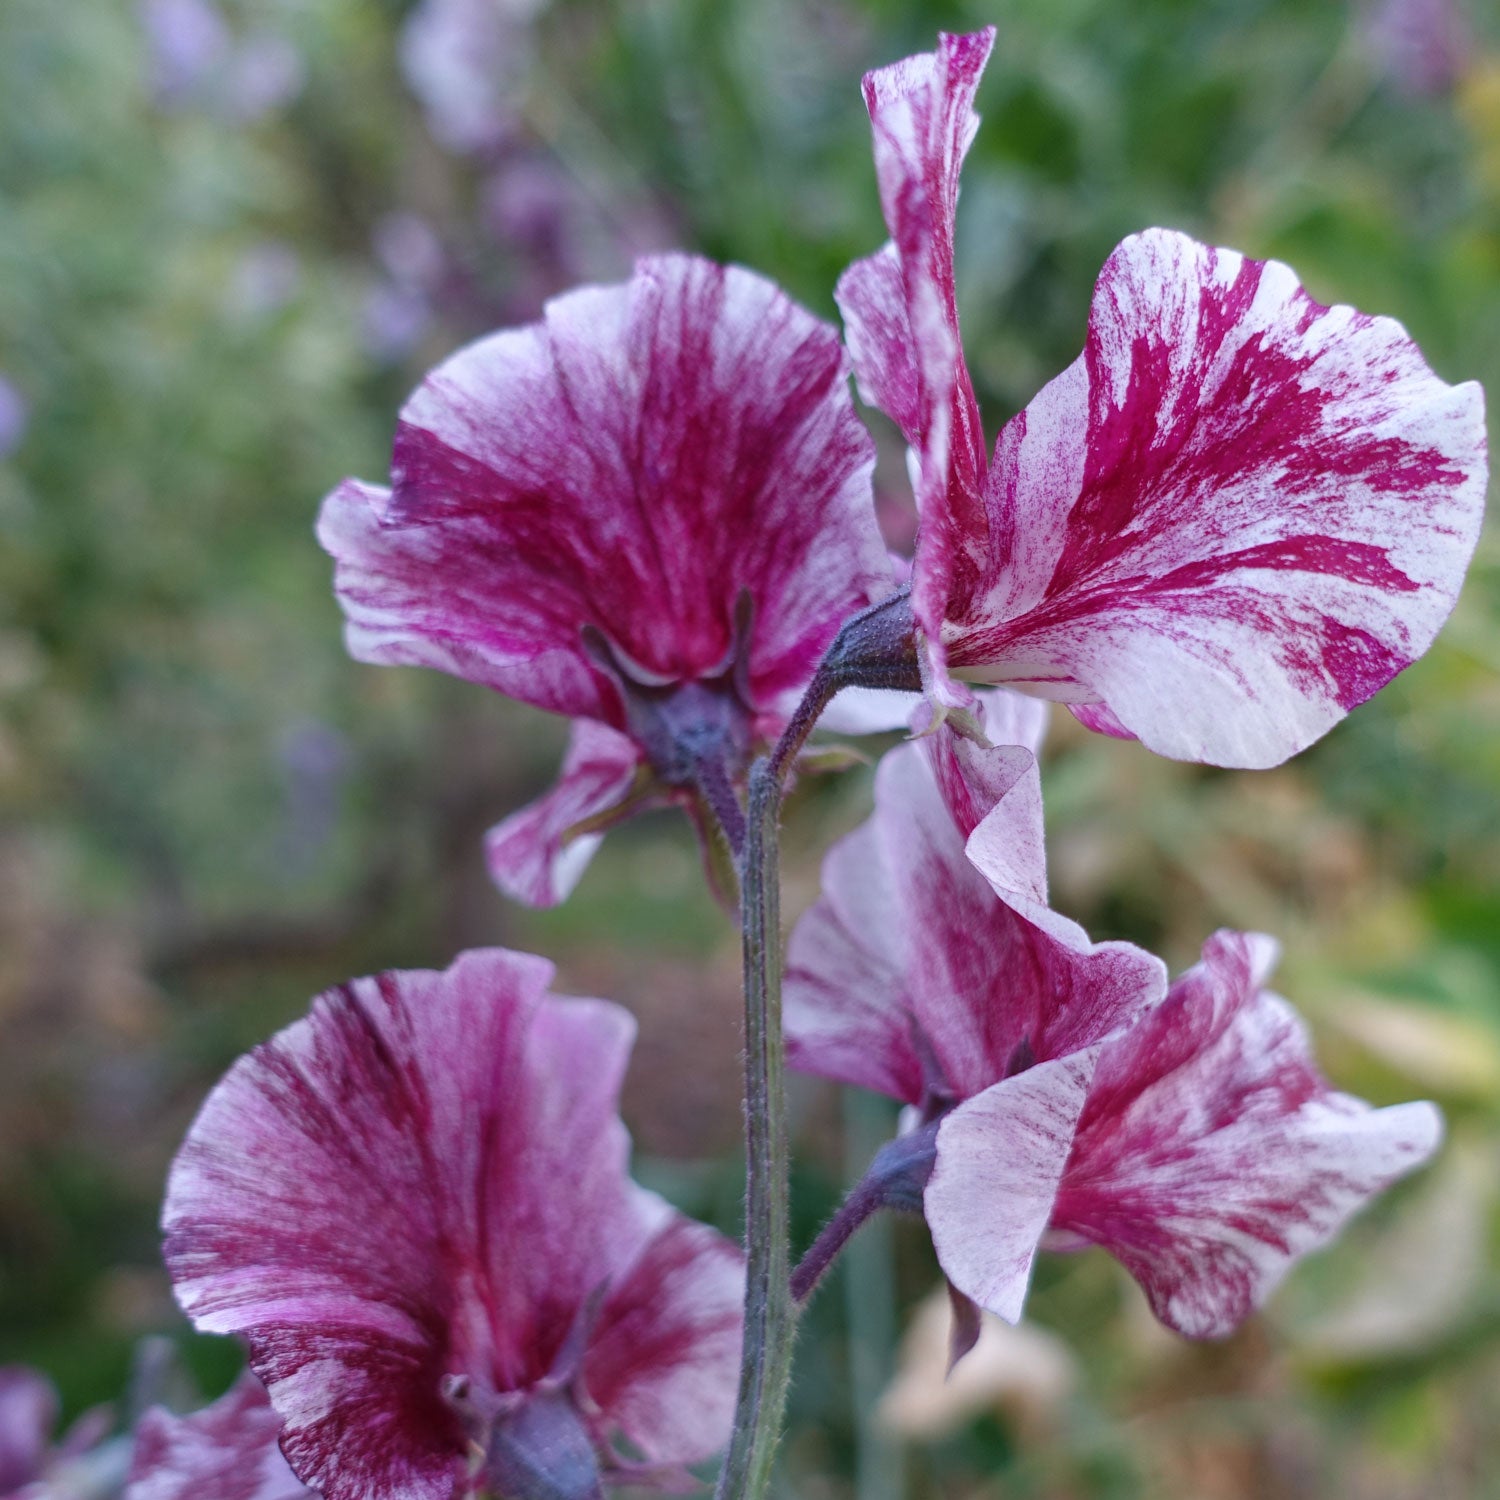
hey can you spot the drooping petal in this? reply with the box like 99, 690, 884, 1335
925, 1049, 1103, 1323
836, 30, 996, 682
951, 229, 1488, 767
0, 1368, 55, 1494
785, 734, 1163, 1107
922, 689, 1048, 847
484, 720, 645, 907
1051, 931, 1444, 1337
126, 1374, 313, 1500
321, 254, 889, 726
162, 950, 736, 1500
582, 1202, 745, 1466
873, 745, 1162, 1101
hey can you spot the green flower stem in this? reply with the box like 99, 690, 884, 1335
714, 759, 794, 1500
717, 586, 920, 1500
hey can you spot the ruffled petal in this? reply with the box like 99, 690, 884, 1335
126, 1374, 313, 1500
582, 1199, 744, 1466
953, 228, 1488, 767
1052, 931, 1444, 1337
162, 951, 669, 1500
875, 745, 1162, 1100
322, 254, 888, 723
785, 736, 1164, 1107
484, 721, 645, 907
925, 1050, 1102, 1323
838, 31, 996, 682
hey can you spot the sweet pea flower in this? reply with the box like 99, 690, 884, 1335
161, 949, 745, 1500
318, 253, 892, 904
784, 693, 1167, 1352
127, 1374, 313, 1500
786, 711, 1441, 1340
839, 28, 1487, 767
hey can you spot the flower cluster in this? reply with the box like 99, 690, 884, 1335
121, 23, 1484, 1500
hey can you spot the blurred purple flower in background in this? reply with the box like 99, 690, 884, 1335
400, 0, 550, 155
1363, 0, 1473, 96
0, 1367, 119, 1500
274, 719, 349, 876
0, 378, 27, 460
139, 0, 304, 121
361, 213, 447, 364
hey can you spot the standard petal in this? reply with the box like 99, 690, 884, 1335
126, 1374, 313, 1500
1052, 931, 1444, 1337
926, 1050, 1102, 1323
582, 1196, 745, 1467
843, 31, 995, 678
484, 720, 645, 907
323, 254, 888, 722
952, 228, 1488, 767
162, 951, 653, 1500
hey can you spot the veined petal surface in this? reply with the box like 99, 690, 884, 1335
1051, 931, 1444, 1336
952, 229, 1487, 766
163, 950, 743, 1500
320, 254, 888, 726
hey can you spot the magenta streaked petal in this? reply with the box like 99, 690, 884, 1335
1052, 931, 1444, 1337
162, 950, 739, 1500
484, 721, 644, 907
925, 1049, 1103, 1324
323, 254, 888, 726
316, 478, 611, 722
954, 229, 1488, 767
583, 1204, 745, 1466
845, 31, 995, 680
126, 1374, 313, 1500
922, 689, 1048, 846
0, 1368, 56, 1494
786, 735, 1164, 1108
785, 812, 923, 1104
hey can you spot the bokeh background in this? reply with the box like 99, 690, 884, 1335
2, 0, 1499, 1495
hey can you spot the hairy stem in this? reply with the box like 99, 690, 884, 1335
715, 761, 794, 1500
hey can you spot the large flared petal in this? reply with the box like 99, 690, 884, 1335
836, 31, 995, 682
1051, 931, 1444, 1336
163, 950, 739, 1500
126, 1374, 313, 1500
484, 720, 645, 907
320, 254, 888, 726
952, 229, 1487, 767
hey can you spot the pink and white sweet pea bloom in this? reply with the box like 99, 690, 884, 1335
839, 29, 1487, 767
783, 694, 1167, 1337
786, 707, 1441, 1337
161, 949, 745, 1500
318, 253, 893, 905
127, 1374, 314, 1500
930, 931, 1444, 1338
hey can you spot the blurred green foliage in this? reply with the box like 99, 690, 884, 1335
0, 0, 1496, 1494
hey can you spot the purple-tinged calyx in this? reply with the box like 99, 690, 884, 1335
162, 950, 745, 1500
319, 252, 894, 903
841, 29, 1488, 765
